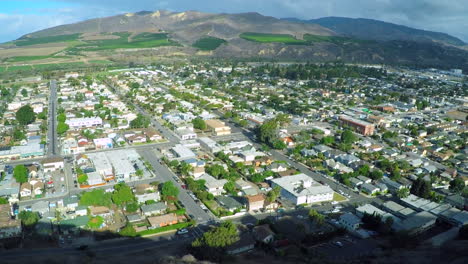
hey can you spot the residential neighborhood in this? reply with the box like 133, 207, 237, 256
0, 63, 467, 263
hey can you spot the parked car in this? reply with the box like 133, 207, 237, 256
176, 229, 189, 235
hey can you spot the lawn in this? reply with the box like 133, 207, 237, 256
192, 36, 227, 51
240, 32, 308, 45
88, 60, 114, 64
333, 192, 348, 202
15, 33, 81, 46
137, 221, 194, 237
6, 55, 53, 62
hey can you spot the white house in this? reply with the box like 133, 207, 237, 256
66, 117, 103, 129
271, 174, 334, 205
41, 157, 64, 173
199, 174, 228, 196
340, 212, 362, 230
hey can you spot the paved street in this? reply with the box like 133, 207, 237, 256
138, 148, 214, 224
47, 80, 58, 156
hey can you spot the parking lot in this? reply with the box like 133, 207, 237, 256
309, 236, 379, 261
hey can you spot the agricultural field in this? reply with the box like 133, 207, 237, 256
73, 32, 179, 51
0, 44, 68, 59
240, 32, 308, 45
192, 36, 227, 51
14, 33, 81, 46
303, 34, 367, 44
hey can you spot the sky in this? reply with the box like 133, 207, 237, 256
0, 0, 467, 43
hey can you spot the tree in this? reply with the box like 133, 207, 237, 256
449, 178, 465, 193
206, 164, 225, 179
18, 211, 39, 227
77, 174, 88, 184
161, 181, 179, 199
410, 178, 431, 199
57, 122, 70, 135
238, 120, 248, 127
135, 169, 144, 178
266, 186, 281, 202
369, 169, 383, 181
272, 139, 287, 150
112, 183, 135, 206
321, 136, 335, 145
21, 88, 28, 97
125, 202, 139, 213
13, 128, 26, 141
119, 224, 137, 237
16, 105, 36, 125
13, 165, 29, 183
79, 189, 112, 207
257, 119, 278, 145
223, 181, 236, 195
396, 187, 410, 199
308, 209, 325, 226
341, 130, 357, 144
192, 221, 239, 248
130, 114, 150, 128
0, 197, 9, 204
57, 113, 66, 123
192, 118, 207, 130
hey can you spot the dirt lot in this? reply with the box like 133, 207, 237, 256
0, 44, 67, 58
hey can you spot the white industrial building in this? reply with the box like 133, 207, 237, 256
66, 117, 103, 129
271, 174, 333, 205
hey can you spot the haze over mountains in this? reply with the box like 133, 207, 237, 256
2, 10, 468, 71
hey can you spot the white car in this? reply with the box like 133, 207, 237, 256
176, 229, 189, 235
331, 201, 338, 205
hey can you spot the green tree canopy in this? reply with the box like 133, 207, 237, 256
18, 211, 40, 227
341, 130, 357, 144
119, 224, 137, 237
266, 186, 281, 202
449, 178, 465, 193
257, 119, 278, 145
192, 118, 207, 130
192, 221, 239, 248
77, 174, 88, 184
130, 114, 150, 128
57, 113, 67, 123
13, 165, 29, 183
16, 105, 36, 125
79, 189, 112, 207
112, 183, 135, 206
161, 181, 179, 199
57, 122, 70, 135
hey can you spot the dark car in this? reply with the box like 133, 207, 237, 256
76, 245, 89, 250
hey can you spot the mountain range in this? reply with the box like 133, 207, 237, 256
1, 10, 467, 72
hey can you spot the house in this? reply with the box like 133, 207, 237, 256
147, 213, 179, 228
357, 176, 371, 184
93, 138, 113, 150
349, 178, 363, 189
141, 202, 167, 216
20, 180, 44, 198
360, 183, 380, 195
226, 233, 255, 255
205, 119, 231, 136
216, 196, 244, 212
136, 192, 160, 204
0, 204, 22, 239
340, 212, 362, 231
253, 224, 275, 244
63, 195, 79, 210
75, 205, 88, 216
126, 214, 144, 223
269, 163, 288, 173
41, 157, 64, 172
301, 149, 318, 157
199, 174, 228, 196
66, 117, 103, 129
192, 166, 205, 178
246, 194, 265, 211
271, 174, 334, 205
90, 206, 112, 217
